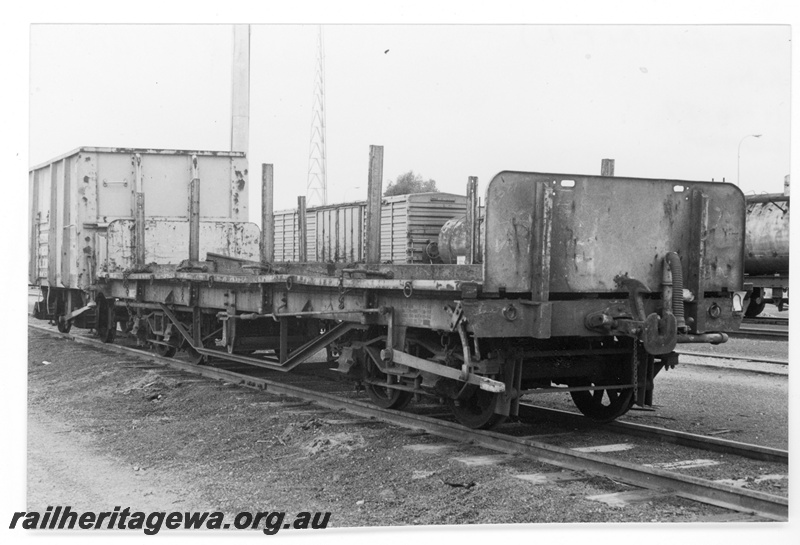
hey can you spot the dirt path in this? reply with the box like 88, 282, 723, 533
27, 406, 210, 513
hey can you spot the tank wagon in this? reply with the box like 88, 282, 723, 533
30, 146, 748, 429
743, 193, 789, 316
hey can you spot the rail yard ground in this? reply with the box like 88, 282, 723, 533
24, 313, 788, 529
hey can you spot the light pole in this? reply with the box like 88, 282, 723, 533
737, 134, 762, 186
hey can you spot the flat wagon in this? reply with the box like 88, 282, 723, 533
30, 145, 748, 429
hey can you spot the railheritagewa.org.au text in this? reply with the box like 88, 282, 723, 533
9, 506, 331, 535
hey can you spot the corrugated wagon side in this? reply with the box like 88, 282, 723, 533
380, 193, 467, 263
272, 193, 466, 264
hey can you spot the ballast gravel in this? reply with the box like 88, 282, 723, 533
25, 327, 783, 527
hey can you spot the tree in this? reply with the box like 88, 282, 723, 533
384, 170, 439, 196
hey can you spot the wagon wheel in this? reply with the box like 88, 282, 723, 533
366, 380, 413, 410
148, 332, 178, 358
56, 315, 72, 334
96, 297, 117, 344
186, 346, 207, 365
448, 387, 507, 430
183, 324, 224, 365
151, 340, 177, 358
570, 382, 634, 423
744, 299, 766, 317
364, 358, 413, 410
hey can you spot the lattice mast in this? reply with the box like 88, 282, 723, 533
306, 26, 328, 207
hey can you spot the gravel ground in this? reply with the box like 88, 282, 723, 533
27, 328, 773, 530
678, 337, 788, 362
20, 289, 793, 538
529, 358, 789, 450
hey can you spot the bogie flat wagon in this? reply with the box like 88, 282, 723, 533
30, 146, 748, 429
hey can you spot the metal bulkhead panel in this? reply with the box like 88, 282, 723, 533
483, 171, 745, 297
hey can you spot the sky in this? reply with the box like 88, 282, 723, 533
4, 3, 800, 544
28, 23, 791, 215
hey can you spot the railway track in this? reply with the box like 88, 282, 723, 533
675, 349, 788, 366
29, 323, 788, 521
729, 324, 789, 341
518, 404, 787, 464
742, 316, 789, 327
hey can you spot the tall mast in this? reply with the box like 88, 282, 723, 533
306, 26, 327, 206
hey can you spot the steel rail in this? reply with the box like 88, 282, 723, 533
29, 324, 788, 521
675, 349, 788, 366
742, 317, 789, 326
729, 326, 788, 340
518, 404, 788, 464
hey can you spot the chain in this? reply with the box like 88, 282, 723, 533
122, 268, 130, 293
337, 274, 349, 310
632, 339, 640, 403
440, 332, 450, 349
124, 299, 135, 333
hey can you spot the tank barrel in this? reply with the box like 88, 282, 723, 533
439, 179, 484, 265
744, 193, 790, 276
